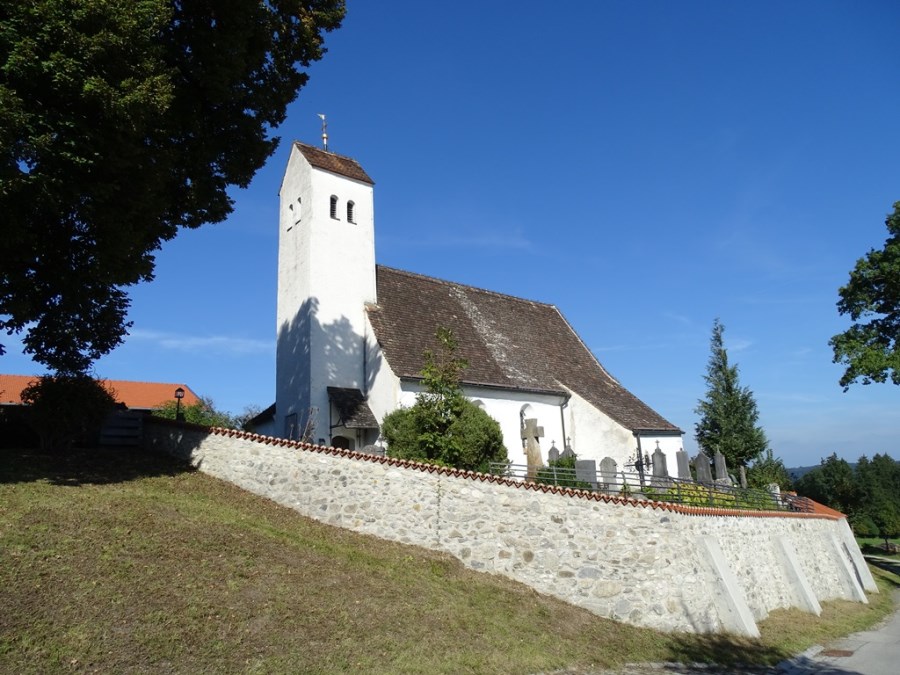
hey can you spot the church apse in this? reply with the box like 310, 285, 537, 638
276, 297, 382, 448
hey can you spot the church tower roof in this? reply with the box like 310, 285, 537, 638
293, 141, 374, 185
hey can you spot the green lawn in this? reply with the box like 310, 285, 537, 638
857, 536, 900, 557
1, 446, 897, 674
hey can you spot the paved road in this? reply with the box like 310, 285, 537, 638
778, 581, 900, 675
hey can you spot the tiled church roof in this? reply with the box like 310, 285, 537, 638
367, 266, 681, 434
294, 142, 374, 185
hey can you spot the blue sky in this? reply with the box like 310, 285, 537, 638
4, 1, 900, 468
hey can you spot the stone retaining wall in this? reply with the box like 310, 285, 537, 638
144, 419, 876, 635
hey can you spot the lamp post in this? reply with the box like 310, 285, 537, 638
174, 387, 185, 422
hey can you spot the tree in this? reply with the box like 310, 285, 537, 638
794, 453, 857, 514
382, 328, 507, 472
0, 1, 345, 374
830, 202, 900, 390
694, 319, 768, 468
152, 395, 237, 428
747, 448, 792, 490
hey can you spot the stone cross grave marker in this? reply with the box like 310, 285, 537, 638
521, 418, 544, 481
694, 450, 713, 484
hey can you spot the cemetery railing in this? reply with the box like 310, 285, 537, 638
488, 463, 813, 514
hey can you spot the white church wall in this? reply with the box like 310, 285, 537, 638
397, 380, 568, 466
564, 390, 637, 467
363, 322, 402, 442
276, 145, 376, 442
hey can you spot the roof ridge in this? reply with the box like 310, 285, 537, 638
376, 265, 557, 309
293, 140, 363, 167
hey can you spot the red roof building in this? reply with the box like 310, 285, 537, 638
0, 374, 200, 411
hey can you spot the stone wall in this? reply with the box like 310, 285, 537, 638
144, 419, 876, 636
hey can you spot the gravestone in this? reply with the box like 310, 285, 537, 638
738, 465, 748, 489
694, 450, 713, 484
521, 418, 544, 481
548, 443, 560, 463
651, 445, 672, 491
714, 451, 732, 486
362, 444, 385, 457
561, 440, 575, 460
675, 449, 692, 479
651, 446, 669, 478
575, 459, 598, 489
600, 457, 619, 493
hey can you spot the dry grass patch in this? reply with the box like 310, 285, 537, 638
1, 447, 897, 674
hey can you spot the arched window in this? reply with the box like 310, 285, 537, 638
330, 195, 338, 219
347, 200, 355, 223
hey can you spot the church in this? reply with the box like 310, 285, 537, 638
256, 141, 683, 472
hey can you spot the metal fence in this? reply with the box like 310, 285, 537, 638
488, 462, 813, 513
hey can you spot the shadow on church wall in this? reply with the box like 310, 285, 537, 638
276, 297, 382, 437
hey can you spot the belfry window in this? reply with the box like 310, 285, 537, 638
330, 195, 338, 219
347, 200, 355, 223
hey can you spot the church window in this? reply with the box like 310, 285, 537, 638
347, 200, 355, 223
330, 195, 338, 219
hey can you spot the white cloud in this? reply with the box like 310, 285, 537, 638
128, 329, 272, 356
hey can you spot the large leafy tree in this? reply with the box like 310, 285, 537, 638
382, 328, 507, 473
694, 319, 768, 469
830, 202, 900, 390
0, 0, 344, 374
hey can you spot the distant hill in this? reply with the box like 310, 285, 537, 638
788, 465, 821, 480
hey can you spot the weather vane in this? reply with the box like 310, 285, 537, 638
317, 113, 328, 152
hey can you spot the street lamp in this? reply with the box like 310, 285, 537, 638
174, 387, 185, 421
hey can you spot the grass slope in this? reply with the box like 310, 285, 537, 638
1, 447, 897, 674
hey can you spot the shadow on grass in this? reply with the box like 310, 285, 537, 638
0, 445, 195, 486
662, 632, 792, 669
867, 557, 900, 583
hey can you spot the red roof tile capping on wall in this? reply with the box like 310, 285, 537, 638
0, 374, 201, 410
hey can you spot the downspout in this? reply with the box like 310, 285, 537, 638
559, 393, 571, 452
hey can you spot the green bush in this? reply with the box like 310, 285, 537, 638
383, 398, 506, 473
383, 328, 507, 473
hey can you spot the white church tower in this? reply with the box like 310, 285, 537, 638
275, 141, 376, 445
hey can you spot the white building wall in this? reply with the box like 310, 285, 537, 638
276, 145, 376, 442
397, 381, 567, 465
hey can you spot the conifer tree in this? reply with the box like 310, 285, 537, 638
694, 319, 768, 468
